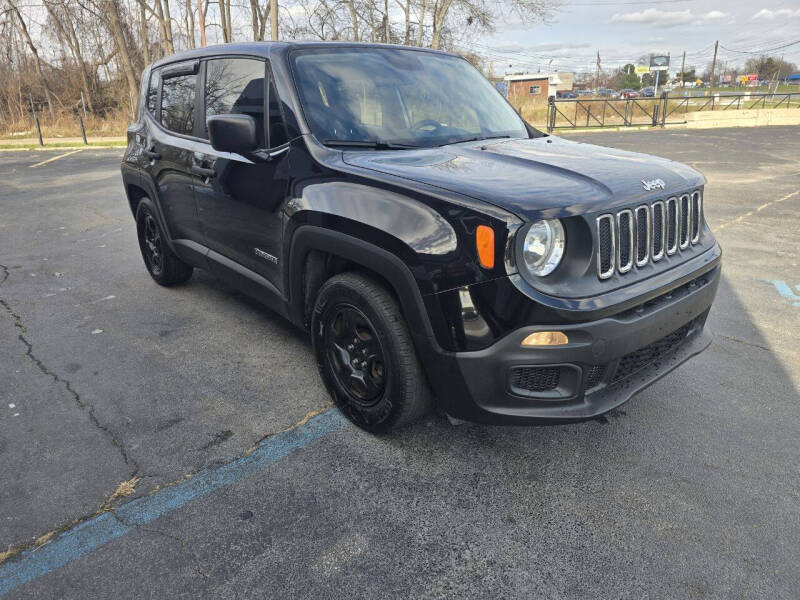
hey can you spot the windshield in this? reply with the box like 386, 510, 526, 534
290, 47, 529, 148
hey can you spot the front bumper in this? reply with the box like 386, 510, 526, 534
429, 263, 720, 425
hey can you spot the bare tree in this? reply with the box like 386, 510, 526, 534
102, 0, 140, 117
6, 0, 56, 119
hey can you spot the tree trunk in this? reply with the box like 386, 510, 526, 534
416, 0, 426, 46
431, 0, 453, 50
249, 0, 260, 40
7, 0, 56, 120
270, 0, 278, 41
185, 0, 196, 48
104, 0, 140, 118
383, 0, 389, 42
347, 0, 359, 41
162, 0, 174, 53
138, 0, 150, 64
197, 0, 207, 46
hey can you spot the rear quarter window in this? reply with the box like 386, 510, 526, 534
161, 74, 196, 135
146, 69, 160, 116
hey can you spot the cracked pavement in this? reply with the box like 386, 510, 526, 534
1, 127, 799, 598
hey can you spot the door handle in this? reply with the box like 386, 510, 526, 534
191, 165, 216, 178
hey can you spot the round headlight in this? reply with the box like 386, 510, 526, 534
522, 219, 565, 276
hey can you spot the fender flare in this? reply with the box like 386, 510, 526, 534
287, 225, 446, 360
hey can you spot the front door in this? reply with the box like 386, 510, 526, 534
193, 57, 291, 294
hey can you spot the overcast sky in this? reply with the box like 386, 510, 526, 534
477, 0, 800, 76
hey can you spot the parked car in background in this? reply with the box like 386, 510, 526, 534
122, 42, 720, 433
556, 90, 577, 99
576, 89, 594, 97
596, 88, 618, 98
639, 87, 655, 97
619, 89, 639, 99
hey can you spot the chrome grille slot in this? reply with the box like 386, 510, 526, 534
679, 194, 690, 249
691, 191, 701, 243
594, 190, 703, 279
596, 214, 615, 279
666, 197, 678, 255
617, 210, 633, 273
635, 205, 649, 267
651, 201, 665, 261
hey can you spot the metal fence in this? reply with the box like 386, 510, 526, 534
546, 92, 800, 132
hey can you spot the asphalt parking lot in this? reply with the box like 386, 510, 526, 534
1, 126, 799, 598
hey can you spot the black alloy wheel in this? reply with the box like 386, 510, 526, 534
311, 272, 432, 433
323, 304, 387, 406
142, 213, 164, 277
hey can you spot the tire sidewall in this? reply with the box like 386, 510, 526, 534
312, 278, 407, 432
135, 201, 167, 284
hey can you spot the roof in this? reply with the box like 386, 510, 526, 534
150, 41, 453, 69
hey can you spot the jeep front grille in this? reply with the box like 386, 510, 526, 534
651, 201, 665, 261
666, 197, 678, 255
617, 209, 633, 273
690, 191, 701, 243
596, 214, 615, 279
596, 191, 702, 279
679, 194, 690, 249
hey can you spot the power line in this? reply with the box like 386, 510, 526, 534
719, 39, 800, 55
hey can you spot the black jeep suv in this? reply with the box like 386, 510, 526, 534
121, 42, 721, 432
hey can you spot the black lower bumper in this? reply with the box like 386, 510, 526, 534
428, 264, 720, 425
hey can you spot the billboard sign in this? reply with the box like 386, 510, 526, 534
747, 73, 758, 81
650, 55, 670, 71
635, 65, 649, 74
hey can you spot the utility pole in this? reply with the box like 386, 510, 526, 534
197, 0, 206, 47
709, 40, 718, 106
680, 51, 686, 89
270, 0, 278, 40
595, 49, 600, 91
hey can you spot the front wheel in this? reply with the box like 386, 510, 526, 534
311, 273, 432, 433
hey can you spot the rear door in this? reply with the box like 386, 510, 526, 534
143, 61, 205, 244
193, 56, 291, 293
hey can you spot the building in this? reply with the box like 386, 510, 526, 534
503, 72, 574, 99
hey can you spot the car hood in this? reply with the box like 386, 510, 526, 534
341, 136, 705, 221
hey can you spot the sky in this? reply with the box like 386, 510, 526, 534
476, 0, 800, 77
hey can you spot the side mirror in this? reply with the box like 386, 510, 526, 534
207, 114, 258, 154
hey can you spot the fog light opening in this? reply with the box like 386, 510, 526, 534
521, 331, 569, 347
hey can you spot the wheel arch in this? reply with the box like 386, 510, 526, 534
287, 225, 448, 363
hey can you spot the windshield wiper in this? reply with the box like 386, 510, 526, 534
323, 139, 420, 150
446, 134, 511, 146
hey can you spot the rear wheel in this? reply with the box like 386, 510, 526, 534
311, 273, 431, 433
135, 203, 193, 286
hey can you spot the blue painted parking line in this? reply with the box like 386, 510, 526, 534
0, 409, 347, 597
771, 280, 800, 307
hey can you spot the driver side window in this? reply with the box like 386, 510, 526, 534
204, 58, 266, 147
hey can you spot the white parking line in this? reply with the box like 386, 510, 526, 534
29, 149, 85, 168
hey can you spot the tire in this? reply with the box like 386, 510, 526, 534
135, 202, 193, 286
311, 272, 432, 433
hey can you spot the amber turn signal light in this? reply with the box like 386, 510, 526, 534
476, 225, 495, 269
521, 331, 569, 347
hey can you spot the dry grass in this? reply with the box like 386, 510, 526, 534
0, 109, 130, 141
99, 476, 141, 512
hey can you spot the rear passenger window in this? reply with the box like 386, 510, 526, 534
161, 74, 196, 135
205, 58, 265, 147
